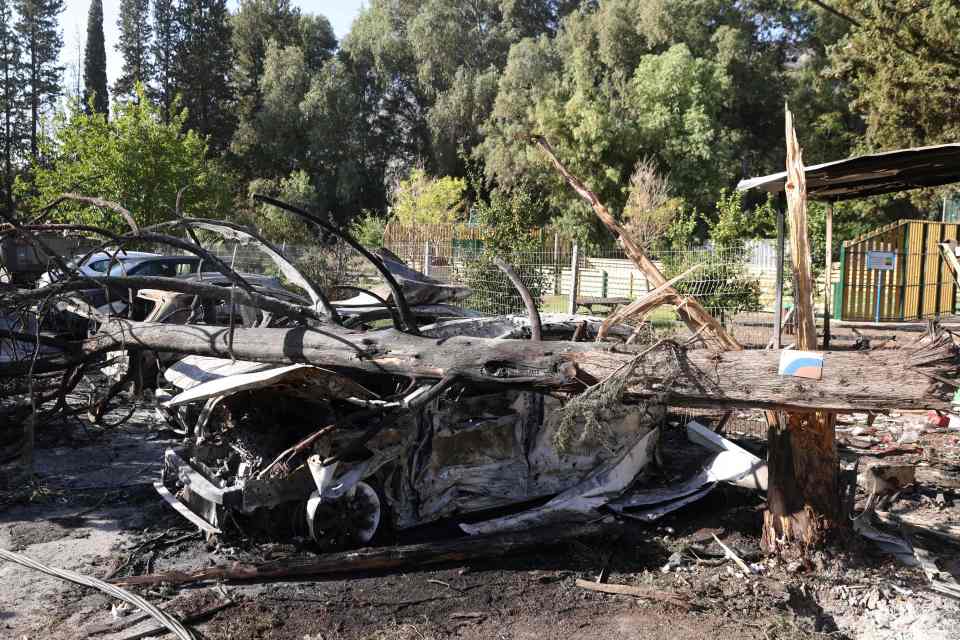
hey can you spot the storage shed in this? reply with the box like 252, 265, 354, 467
739, 143, 960, 338
836, 220, 959, 322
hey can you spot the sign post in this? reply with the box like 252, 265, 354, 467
866, 250, 896, 323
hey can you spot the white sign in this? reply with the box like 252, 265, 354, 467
866, 251, 896, 271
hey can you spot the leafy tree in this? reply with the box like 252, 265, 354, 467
390, 168, 466, 224
22, 86, 234, 231
115, 0, 151, 101
229, 0, 336, 179
342, 0, 579, 180
709, 189, 777, 249
174, 0, 235, 153
151, 0, 179, 113
461, 182, 547, 314
82, 0, 107, 116
247, 169, 318, 244
829, 0, 960, 152
482, 30, 737, 242
350, 210, 387, 248
15, 0, 64, 158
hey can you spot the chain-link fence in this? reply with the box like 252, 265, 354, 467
386, 238, 784, 348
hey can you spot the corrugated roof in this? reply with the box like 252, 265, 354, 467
736, 143, 960, 201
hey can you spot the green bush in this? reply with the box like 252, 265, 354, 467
459, 184, 547, 315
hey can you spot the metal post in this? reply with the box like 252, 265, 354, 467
553, 233, 561, 295
567, 241, 580, 315
874, 269, 883, 323
423, 240, 431, 277
774, 208, 785, 349
823, 202, 833, 348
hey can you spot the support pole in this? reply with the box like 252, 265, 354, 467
774, 207, 785, 349
568, 241, 580, 315
824, 202, 833, 348
423, 240, 431, 277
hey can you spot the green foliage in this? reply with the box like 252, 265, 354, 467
709, 189, 777, 249
663, 250, 763, 317
350, 210, 386, 248
248, 169, 318, 244
174, 0, 235, 153
230, 0, 336, 179
16, 0, 65, 157
151, 0, 178, 111
663, 206, 697, 252
461, 183, 547, 314
115, 0, 151, 101
391, 168, 466, 225
83, 0, 107, 116
21, 86, 234, 231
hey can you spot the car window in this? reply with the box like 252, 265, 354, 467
132, 261, 177, 277
86, 259, 110, 273
107, 259, 138, 276
175, 260, 198, 275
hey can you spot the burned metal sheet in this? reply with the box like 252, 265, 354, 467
165, 363, 374, 408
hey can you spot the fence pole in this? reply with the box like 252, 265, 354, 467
553, 233, 561, 295
823, 202, 833, 348
774, 208, 785, 349
423, 241, 431, 277
567, 241, 580, 315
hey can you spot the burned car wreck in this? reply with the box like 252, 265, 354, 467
153, 314, 681, 550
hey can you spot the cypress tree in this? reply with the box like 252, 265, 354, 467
83, 0, 108, 116
115, 0, 151, 101
151, 0, 178, 114
15, 0, 64, 158
0, 0, 20, 208
174, 0, 234, 152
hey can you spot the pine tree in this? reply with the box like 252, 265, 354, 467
174, 0, 234, 152
151, 0, 178, 114
0, 0, 21, 208
115, 0, 151, 101
83, 0, 107, 116
15, 0, 64, 158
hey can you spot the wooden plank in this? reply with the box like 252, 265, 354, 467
924, 223, 942, 316
905, 222, 923, 319
941, 224, 957, 314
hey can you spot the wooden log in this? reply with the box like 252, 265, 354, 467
12, 319, 951, 412
113, 522, 619, 587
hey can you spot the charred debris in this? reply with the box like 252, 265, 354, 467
1, 133, 959, 634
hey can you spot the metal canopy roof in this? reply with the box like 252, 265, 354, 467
736, 143, 960, 201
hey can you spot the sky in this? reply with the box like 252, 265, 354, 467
60, 0, 367, 95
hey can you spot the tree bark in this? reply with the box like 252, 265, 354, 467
762, 107, 840, 553
6, 319, 952, 413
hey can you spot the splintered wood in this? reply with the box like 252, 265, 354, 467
763, 106, 840, 553
531, 135, 742, 351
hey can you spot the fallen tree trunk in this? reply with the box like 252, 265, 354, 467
11, 319, 955, 412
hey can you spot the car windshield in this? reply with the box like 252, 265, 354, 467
106, 259, 144, 276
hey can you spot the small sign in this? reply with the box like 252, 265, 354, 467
866, 250, 896, 271
778, 350, 824, 380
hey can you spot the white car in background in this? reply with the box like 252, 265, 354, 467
37, 250, 162, 288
